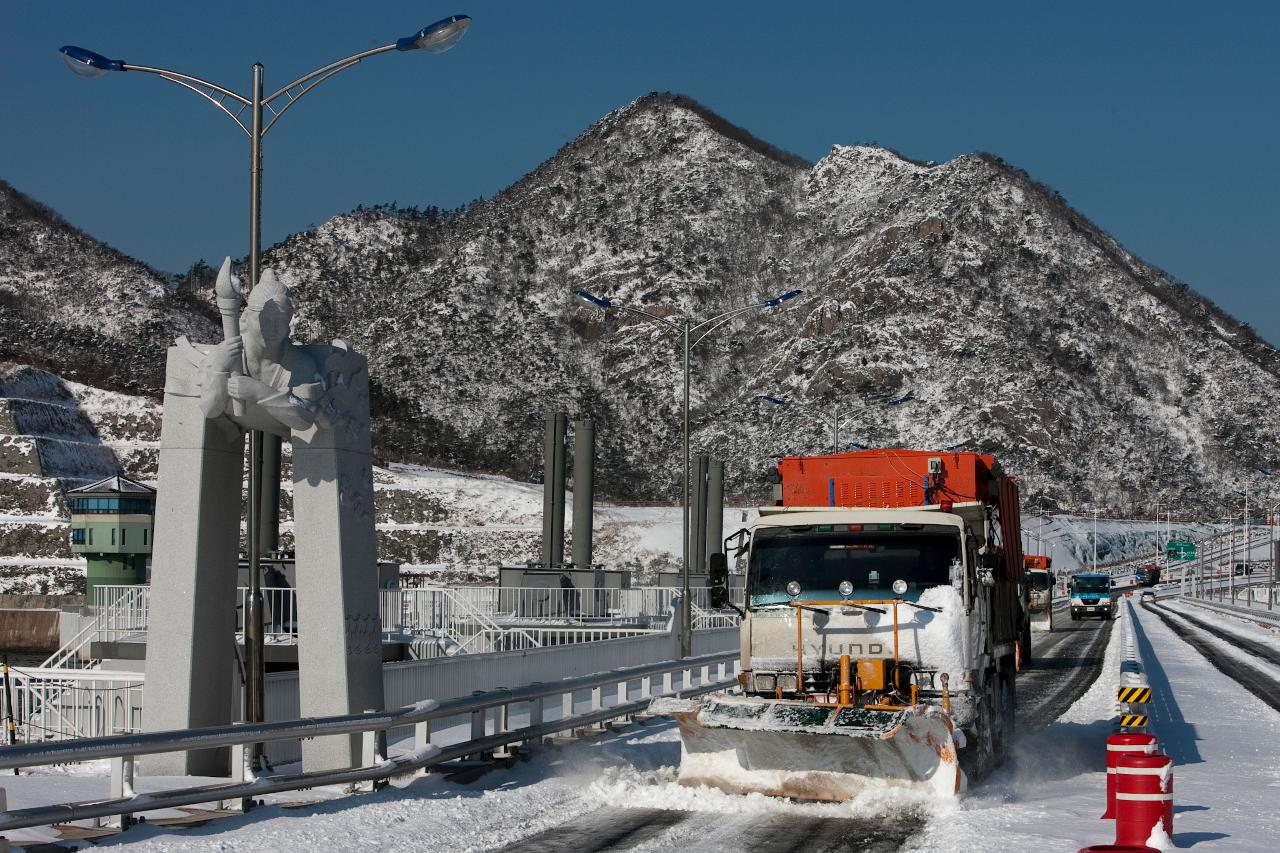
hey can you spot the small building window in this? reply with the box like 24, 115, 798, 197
88, 528, 93, 546
143, 529, 148, 546
111, 528, 116, 546
121, 529, 127, 546
71, 528, 85, 545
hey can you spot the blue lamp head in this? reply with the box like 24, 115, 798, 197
575, 289, 612, 309
763, 289, 803, 307
757, 395, 787, 406
397, 15, 472, 53
59, 45, 125, 77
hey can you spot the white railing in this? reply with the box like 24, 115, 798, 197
94, 585, 149, 643
0, 651, 739, 834
237, 587, 300, 643
3, 667, 145, 743
52, 584, 744, 668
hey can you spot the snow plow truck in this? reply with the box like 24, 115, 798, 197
653, 449, 1030, 801
1026, 554, 1054, 631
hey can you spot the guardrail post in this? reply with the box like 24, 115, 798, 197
661, 671, 673, 695
224, 741, 247, 812
0, 787, 9, 853
641, 674, 653, 698
355, 710, 388, 793
529, 694, 544, 733
413, 719, 432, 777
470, 708, 487, 757
106, 755, 135, 829
493, 703, 514, 762
561, 691, 574, 737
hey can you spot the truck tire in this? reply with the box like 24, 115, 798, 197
960, 670, 1001, 782
993, 669, 1016, 766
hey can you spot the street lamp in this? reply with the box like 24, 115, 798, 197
59, 14, 472, 757
755, 391, 913, 453
576, 286, 804, 657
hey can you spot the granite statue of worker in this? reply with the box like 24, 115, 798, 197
143, 257, 384, 776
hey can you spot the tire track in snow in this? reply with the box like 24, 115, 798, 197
1015, 616, 1113, 733
494, 810, 925, 853
1141, 602, 1280, 715
1155, 601, 1280, 669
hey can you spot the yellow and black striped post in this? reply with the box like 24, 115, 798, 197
1119, 714, 1149, 729
1117, 686, 1152, 704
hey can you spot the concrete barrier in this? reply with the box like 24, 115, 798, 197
0, 594, 83, 653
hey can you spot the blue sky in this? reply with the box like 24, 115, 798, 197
7, 2, 1278, 342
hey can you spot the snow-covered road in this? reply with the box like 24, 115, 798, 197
10, 603, 1280, 851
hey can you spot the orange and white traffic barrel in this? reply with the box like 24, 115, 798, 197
1102, 733, 1157, 819
1114, 753, 1173, 847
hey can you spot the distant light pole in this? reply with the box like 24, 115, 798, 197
1092, 507, 1100, 571
59, 15, 472, 756
755, 391, 913, 453
576, 287, 803, 656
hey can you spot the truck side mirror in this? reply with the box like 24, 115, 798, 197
708, 552, 729, 608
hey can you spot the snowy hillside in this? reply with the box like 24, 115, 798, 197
0, 181, 218, 393
261, 93, 1280, 517
3, 94, 1279, 518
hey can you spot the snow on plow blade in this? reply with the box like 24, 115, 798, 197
666, 695, 961, 802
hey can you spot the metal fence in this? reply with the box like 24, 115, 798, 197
64, 584, 737, 664
3, 667, 144, 743
0, 651, 739, 835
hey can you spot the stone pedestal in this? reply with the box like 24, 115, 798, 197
291, 349, 384, 770
143, 345, 244, 776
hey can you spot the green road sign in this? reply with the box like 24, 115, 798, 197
1166, 540, 1196, 561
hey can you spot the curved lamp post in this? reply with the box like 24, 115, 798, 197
58, 15, 472, 756
755, 391, 913, 453
576, 287, 803, 657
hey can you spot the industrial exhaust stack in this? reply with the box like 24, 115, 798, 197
540, 412, 568, 567
691, 454, 710, 573
572, 418, 595, 570
707, 459, 724, 561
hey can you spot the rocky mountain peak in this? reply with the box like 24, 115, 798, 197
3, 95, 1278, 516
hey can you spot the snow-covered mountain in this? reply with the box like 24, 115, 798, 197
262, 93, 1279, 515
3, 93, 1278, 516
0, 180, 219, 394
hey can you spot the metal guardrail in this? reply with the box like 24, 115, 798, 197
0, 651, 739, 835
1179, 595, 1280, 629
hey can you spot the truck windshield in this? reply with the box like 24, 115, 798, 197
1029, 572, 1052, 591
747, 525, 960, 607
1072, 576, 1110, 593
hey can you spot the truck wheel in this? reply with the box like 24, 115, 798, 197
960, 671, 1000, 782
993, 668, 1016, 766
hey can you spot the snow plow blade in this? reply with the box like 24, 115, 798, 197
666, 695, 962, 802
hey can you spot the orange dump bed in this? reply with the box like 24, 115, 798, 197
776, 448, 1000, 508
1024, 554, 1052, 570
775, 448, 1024, 582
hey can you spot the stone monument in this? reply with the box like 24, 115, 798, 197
144, 257, 384, 775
